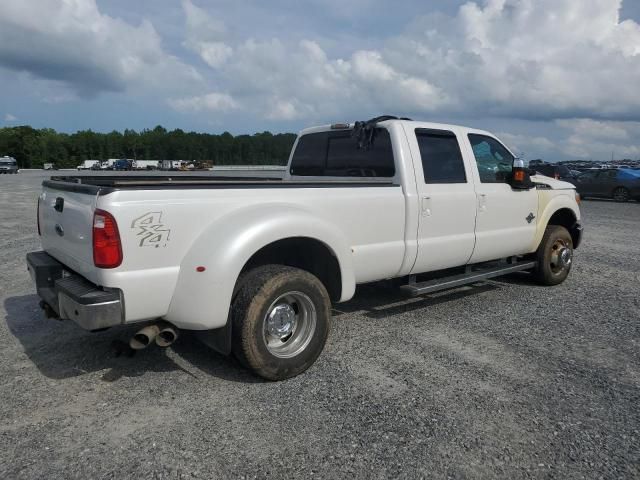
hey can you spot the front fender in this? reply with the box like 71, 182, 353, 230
531, 191, 581, 251
165, 203, 355, 330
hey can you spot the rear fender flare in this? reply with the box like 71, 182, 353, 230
166, 204, 355, 330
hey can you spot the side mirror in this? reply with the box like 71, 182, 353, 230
511, 159, 535, 190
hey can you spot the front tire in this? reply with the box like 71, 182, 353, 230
613, 187, 630, 202
533, 225, 574, 286
231, 265, 331, 381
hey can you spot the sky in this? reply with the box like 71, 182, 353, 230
1, 0, 639, 161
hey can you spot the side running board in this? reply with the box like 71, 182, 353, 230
400, 260, 537, 297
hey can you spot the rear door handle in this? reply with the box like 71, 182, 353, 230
421, 196, 431, 217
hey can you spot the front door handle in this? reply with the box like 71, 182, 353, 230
478, 194, 487, 212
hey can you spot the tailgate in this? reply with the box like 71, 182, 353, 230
39, 183, 97, 277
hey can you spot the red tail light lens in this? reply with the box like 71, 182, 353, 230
93, 209, 122, 268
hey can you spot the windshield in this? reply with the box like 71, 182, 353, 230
0, 160, 16, 166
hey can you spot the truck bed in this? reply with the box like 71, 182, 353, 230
45, 175, 396, 194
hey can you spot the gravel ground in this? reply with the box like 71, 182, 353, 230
1, 171, 638, 479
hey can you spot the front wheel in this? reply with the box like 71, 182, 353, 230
533, 225, 574, 286
231, 265, 331, 381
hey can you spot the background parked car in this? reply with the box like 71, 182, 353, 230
532, 162, 577, 183
113, 159, 133, 171
0, 156, 18, 174
575, 168, 640, 202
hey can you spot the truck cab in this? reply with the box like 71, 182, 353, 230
286, 118, 581, 274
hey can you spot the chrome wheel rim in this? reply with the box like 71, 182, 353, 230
263, 291, 316, 358
550, 238, 572, 274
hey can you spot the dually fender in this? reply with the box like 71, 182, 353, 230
165, 204, 355, 330
530, 193, 581, 251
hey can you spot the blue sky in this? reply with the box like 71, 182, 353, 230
1, 0, 640, 161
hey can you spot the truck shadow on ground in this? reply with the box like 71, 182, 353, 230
3, 294, 259, 384
334, 281, 502, 318
4, 277, 530, 383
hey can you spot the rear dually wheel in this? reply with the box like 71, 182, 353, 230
231, 265, 331, 381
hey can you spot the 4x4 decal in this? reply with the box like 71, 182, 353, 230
131, 212, 171, 247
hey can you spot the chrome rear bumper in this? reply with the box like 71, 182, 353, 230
26, 251, 123, 330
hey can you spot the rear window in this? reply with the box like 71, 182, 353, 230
290, 129, 395, 177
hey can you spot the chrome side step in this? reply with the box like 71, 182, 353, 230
400, 260, 537, 297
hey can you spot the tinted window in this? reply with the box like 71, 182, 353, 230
579, 171, 597, 180
597, 170, 618, 179
468, 134, 514, 183
536, 165, 553, 175
415, 129, 466, 184
290, 129, 395, 177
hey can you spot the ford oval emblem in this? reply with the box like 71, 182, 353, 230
55, 224, 64, 237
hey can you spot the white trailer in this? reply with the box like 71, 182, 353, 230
76, 160, 100, 170
133, 160, 159, 170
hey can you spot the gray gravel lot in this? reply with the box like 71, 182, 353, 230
1, 171, 639, 479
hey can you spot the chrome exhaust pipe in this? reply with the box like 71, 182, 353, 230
155, 321, 179, 347
129, 324, 161, 350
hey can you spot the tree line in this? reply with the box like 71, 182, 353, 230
0, 125, 297, 168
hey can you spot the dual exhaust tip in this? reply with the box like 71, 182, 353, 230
130, 321, 179, 350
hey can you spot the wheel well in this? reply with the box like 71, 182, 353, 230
547, 208, 579, 245
239, 237, 342, 301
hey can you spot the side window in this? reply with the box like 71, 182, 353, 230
596, 170, 616, 179
468, 134, 514, 183
290, 129, 395, 177
289, 133, 327, 176
415, 129, 466, 184
535, 165, 552, 175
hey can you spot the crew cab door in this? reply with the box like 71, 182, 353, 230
464, 134, 538, 263
405, 126, 478, 273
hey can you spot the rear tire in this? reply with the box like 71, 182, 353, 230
533, 225, 574, 286
231, 265, 331, 381
613, 187, 630, 202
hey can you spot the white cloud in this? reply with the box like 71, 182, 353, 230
497, 132, 556, 158
556, 119, 630, 141
0, 0, 201, 97
182, 0, 233, 68
4, 113, 17, 122
174, 0, 640, 128
557, 119, 640, 159
169, 92, 238, 113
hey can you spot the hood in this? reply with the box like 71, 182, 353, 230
531, 174, 575, 190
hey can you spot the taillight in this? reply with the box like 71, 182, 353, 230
93, 209, 122, 268
37, 198, 41, 236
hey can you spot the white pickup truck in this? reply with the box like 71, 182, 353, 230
27, 116, 583, 380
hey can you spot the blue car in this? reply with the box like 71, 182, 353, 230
113, 159, 133, 171
575, 168, 640, 202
